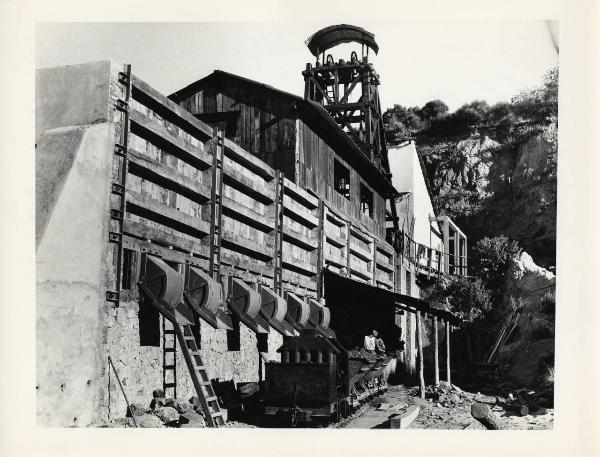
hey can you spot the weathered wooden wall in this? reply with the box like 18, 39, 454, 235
297, 122, 387, 239
176, 76, 387, 240
178, 80, 297, 181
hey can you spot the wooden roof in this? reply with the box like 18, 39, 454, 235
305, 24, 379, 57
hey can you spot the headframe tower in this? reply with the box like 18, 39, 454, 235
303, 24, 399, 233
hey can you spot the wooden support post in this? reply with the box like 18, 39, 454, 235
417, 311, 425, 399
433, 316, 439, 386
443, 219, 450, 274
445, 320, 451, 384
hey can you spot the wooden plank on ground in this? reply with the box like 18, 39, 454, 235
389, 405, 420, 429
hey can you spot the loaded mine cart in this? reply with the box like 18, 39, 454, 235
263, 295, 393, 425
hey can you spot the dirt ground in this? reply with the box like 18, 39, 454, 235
335, 385, 553, 430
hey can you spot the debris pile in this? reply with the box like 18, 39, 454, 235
109, 388, 207, 428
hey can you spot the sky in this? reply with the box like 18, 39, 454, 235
36, 21, 558, 113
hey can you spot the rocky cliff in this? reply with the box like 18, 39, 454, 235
419, 121, 557, 267
384, 67, 558, 268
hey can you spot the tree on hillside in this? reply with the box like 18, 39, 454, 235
471, 236, 521, 292
419, 99, 449, 120
431, 276, 492, 324
511, 66, 558, 123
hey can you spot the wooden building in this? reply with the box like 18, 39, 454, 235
35, 25, 463, 427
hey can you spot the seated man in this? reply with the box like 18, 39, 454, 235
363, 330, 376, 352
375, 331, 386, 355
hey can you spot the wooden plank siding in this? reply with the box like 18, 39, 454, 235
179, 81, 297, 182
126, 72, 396, 309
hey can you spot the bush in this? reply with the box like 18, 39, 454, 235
471, 236, 521, 290
538, 291, 555, 316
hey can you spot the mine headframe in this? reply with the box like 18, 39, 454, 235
303, 24, 399, 236
303, 24, 387, 171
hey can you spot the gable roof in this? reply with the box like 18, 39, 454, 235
169, 70, 397, 198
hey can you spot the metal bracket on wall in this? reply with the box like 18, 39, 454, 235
105, 63, 132, 308
208, 128, 225, 282
273, 171, 285, 295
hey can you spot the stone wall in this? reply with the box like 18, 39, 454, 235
105, 297, 283, 419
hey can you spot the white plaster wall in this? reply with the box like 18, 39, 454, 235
389, 142, 443, 252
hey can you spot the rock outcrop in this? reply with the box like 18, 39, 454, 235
497, 252, 555, 387
420, 122, 557, 267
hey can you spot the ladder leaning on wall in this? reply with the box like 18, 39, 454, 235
138, 255, 226, 427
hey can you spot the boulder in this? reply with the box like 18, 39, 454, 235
154, 406, 180, 425
126, 403, 146, 417
179, 411, 206, 428
150, 397, 165, 410
438, 381, 452, 390
152, 388, 165, 398
136, 413, 164, 428
109, 417, 135, 428
165, 398, 194, 414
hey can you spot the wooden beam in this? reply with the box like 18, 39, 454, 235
131, 74, 214, 141
417, 311, 425, 399
126, 191, 211, 239
282, 227, 318, 251
282, 196, 319, 228
223, 138, 275, 181
222, 195, 273, 233
433, 316, 440, 386
337, 74, 362, 105
129, 108, 212, 171
445, 319, 452, 384
127, 149, 211, 204
222, 160, 276, 204
123, 218, 208, 257
471, 403, 508, 430
283, 180, 319, 209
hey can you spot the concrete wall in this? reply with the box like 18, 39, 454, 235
35, 61, 113, 145
36, 122, 115, 426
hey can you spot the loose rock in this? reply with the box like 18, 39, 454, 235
179, 411, 206, 428
126, 403, 146, 417
155, 406, 180, 424
136, 413, 164, 428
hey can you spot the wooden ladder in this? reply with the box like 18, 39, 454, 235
139, 283, 225, 427
162, 317, 177, 399
174, 323, 226, 427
